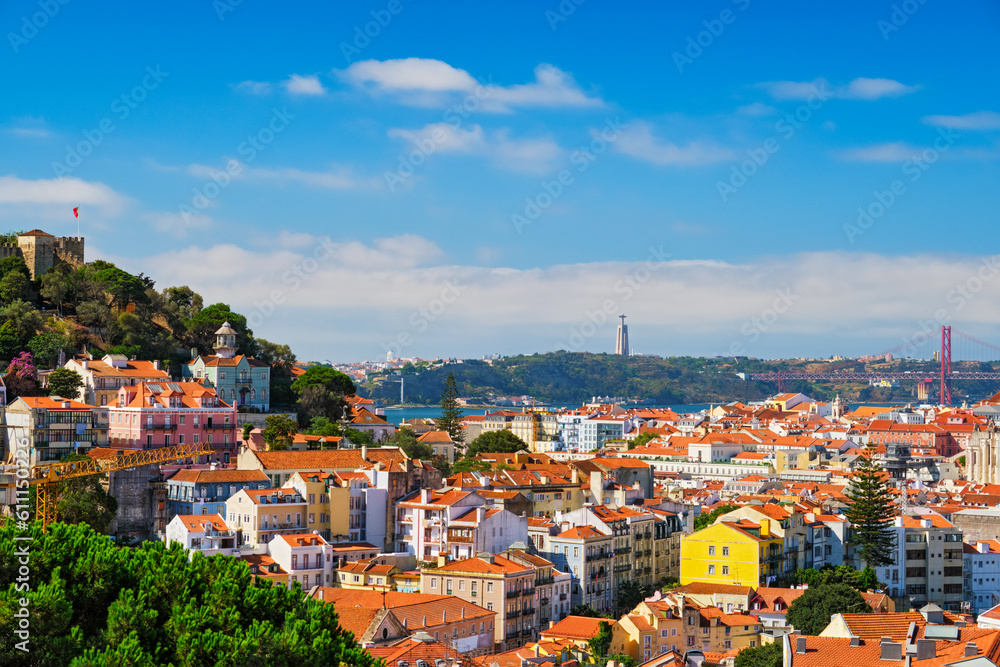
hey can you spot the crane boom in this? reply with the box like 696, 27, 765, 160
28, 442, 217, 531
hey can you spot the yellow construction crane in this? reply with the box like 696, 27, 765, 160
28, 442, 216, 531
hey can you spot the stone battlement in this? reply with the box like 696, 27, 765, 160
6, 232, 85, 279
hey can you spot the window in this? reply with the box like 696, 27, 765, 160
722, 546, 729, 556
708, 546, 716, 556
722, 566, 729, 575
708, 565, 715, 575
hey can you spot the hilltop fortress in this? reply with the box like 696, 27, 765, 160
0, 229, 85, 279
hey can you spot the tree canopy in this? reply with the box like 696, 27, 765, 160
465, 430, 528, 456
262, 414, 298, 451
793, 565, 882, 592
785, 583, 871, 635
291, 365, 357, 396
437, 372, 465, 444
694, 504, 739, 531
47, 367, 84, 401
735, 641, 782, 667
845, 448, 897, 568
0, 521, 380, 666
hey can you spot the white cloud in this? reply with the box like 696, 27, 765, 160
6, 116, 51, 138
837, 142, 920, 162
339, 58, 603, 112
235, 80, 274, 95
119, 245, 1000, 361
387, 123, 562, 174
185, 161, 377, 190
923, 111, 1000, 130
757, 77, 919, 101
736, 102, 776, 117
0, 175, 126, 212
613, 122, 735, 166
284, 74, 326, 96
144, 211, 212, 238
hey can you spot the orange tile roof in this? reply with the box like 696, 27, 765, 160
249, 449, 367, 470
541, 615, 608, 640
174, 514, 229, 532
433, 554, 529, 575
168, 469, 269, 484
17, 395, 96, 410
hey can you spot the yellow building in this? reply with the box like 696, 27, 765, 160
611, 598, 686, 663
680, 519, 783, 588
337, 560, 400, 590
282, 471, 350, 539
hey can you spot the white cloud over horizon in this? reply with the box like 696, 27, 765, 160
387, 122, 562, 174
924, 111, 1000, 130
613, 121, 735, 166
283, 74, 326, 96
113, 237, 1000, 361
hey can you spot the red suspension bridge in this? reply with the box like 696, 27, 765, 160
750, 326, 1000, 404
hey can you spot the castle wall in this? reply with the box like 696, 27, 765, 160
14, 234, 85, 279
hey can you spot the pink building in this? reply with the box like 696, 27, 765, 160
107, 381, 238, 464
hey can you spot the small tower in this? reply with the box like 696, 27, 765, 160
214, 321, 238, 359
832, 394, 846, 420
615, 314, 630, 356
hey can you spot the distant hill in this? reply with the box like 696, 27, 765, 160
361, 352, 1000, 407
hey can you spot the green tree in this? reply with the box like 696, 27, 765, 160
0, 270, 29, 303
242, 423, 253, 445
616, 580, 651, 616
1, 299, 43, 342
734, 640, 782, 667
588, 620, 613, 661
296, 385, 349, 426
54, 453, 118, 534
262, 414, 298, 451
291, 365, 357, 396
451, 458, 494, 474
185, 303, 253, 356
694, 504, 739, 531
40, 263, 76, 315
569, 604, 601, 617
437, 372, 465, 444
0, 254, 30, 280
786, 583, 870, 635
94, 266, 152, 310
305, 416, 342, 437
28, 331, 73, 368
844, 448, 897, 567
344, 427, 375, 446
0, 320, 22, 360
0, 521, 380, 666
465, 430, 528, 456
629, 432, 658, 449
47, 367, 84, 400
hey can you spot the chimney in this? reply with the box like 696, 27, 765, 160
759, 519, 770, 538
437, 555, 446, 568
590, 471, 603, 505
361, 445, 368, 460
571, 468, 579, 484
62, 401, 71, 409
920, 519, 932, 529
154, 360, 162, 371
442, 610, 446, 623
978, 542, 990, 554
881, 638, 902, 661
965, 642, 978, 657
461, 607, 465, 619
895, 517, 905, 527
82, 360, 89, 370
795, 636, 807, 654
477, 507, 486, 523
850, 635, 861, 647
915, 639, 935, 660
421, 489, 432, 503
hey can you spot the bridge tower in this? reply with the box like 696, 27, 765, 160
940, 326, 952, 405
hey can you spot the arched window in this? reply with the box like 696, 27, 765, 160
261, 390, 266, 400
251, 388, 256, 400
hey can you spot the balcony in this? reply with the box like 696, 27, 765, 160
508, 609, 521, 618
617, 547, 632, 555
540, 597, 549, 606
506, 590, 520, 599
147, 423, 178, 431
522, 588, 535, 597
201, 423, 233, 431
522, 606, 535, 616
235, 378, 253, 386
506, 630, 519, 640
614, 564, 631, 573
559, 593, 567, 601
536, 576, 554, 586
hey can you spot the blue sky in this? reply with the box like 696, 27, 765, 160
2, 0, 999, 362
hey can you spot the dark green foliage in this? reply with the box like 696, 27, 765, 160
94, 266, 152, 310
344, 427, 375, 446
793, 565, 883, 591
186, 303, 254, 356
0, 270, 29, 303
296, 385, 349, 426
616, 580, 651, 616
786, 583, 871, 635
465, 430, 528, 456
0, 254, 30, 280
694, 504, 739, 531
0, 320, 22, 360
304, 416, 341, 438
0, 521, 380, 666
242, 423, 254, 443
291, 365, 356, 396
27, 331, 73, 368
262, 414, 298, 451
437, 372, 465, 444
845, 449, 897, 568
569, 604, 602, 617
735, 641, 782, 667
46, 367, 84, 400
608, 656, 637, 667
50, 454, 118, 534
588, 620, 613, 660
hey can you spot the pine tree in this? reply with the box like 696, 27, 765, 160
437, 372, 465, 444
845, 447, 897, 567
